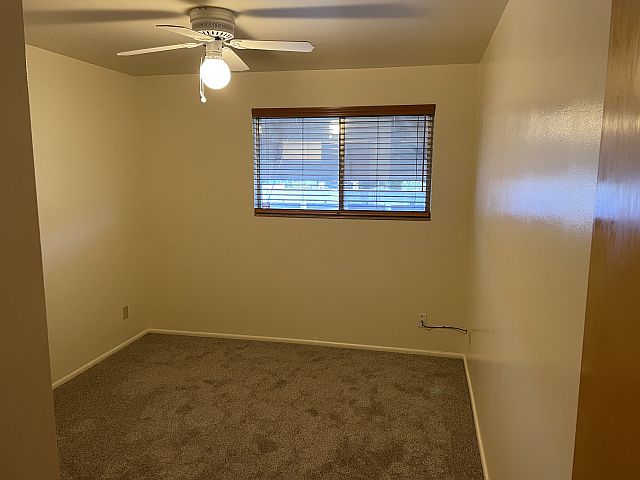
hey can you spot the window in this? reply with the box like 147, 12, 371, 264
252, 105, 435, 220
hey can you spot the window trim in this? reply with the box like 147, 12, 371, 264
252, 104, 435, 221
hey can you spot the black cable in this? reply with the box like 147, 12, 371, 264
419, 320, 468, 335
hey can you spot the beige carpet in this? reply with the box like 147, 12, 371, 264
54, 334, 484, 479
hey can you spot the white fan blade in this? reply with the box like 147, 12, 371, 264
227, 39, 314, 52
157, 24, 213, 42
117, 42, 202, 56
222, 48, 249, 71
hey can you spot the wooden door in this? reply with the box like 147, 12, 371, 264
572, 0, 640, 477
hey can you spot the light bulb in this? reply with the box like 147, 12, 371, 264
200, 57, 231, 90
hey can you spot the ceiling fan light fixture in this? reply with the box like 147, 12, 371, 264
116, 6, 314, 99
200, 54, 231, 90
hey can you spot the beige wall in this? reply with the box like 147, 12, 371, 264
0, 1, 60, 478
138, 65, 479, 354
27, 46, 147, 384
467, 1, 611, 479
25, 52, 480, 379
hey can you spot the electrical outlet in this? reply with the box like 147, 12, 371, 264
122, 305, 129, 320
417, 312, 427, 327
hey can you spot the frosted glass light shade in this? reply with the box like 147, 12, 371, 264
200, 58, 231, 90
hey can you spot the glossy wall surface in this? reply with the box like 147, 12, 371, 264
466, 0, 611, 479
572, 0, 640, 477
0, 1, 60, 478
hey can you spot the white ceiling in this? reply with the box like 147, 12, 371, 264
22, 0, 508, 76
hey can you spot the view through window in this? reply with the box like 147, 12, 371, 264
253, 105, 435, 219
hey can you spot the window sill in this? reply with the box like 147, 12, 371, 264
254, 209, 431, 221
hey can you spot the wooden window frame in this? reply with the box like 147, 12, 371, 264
252, 104, 435, 221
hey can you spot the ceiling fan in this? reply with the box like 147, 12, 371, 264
117, 6, 314, 103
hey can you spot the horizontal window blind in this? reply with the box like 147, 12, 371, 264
253, 117, 340, 211
253, 105, 434, 219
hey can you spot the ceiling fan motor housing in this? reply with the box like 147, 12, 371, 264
189, 7, 236, 41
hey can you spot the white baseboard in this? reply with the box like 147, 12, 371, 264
51, 329, 148, 389
147, 328, 464, 359
464, 356, 489, 480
